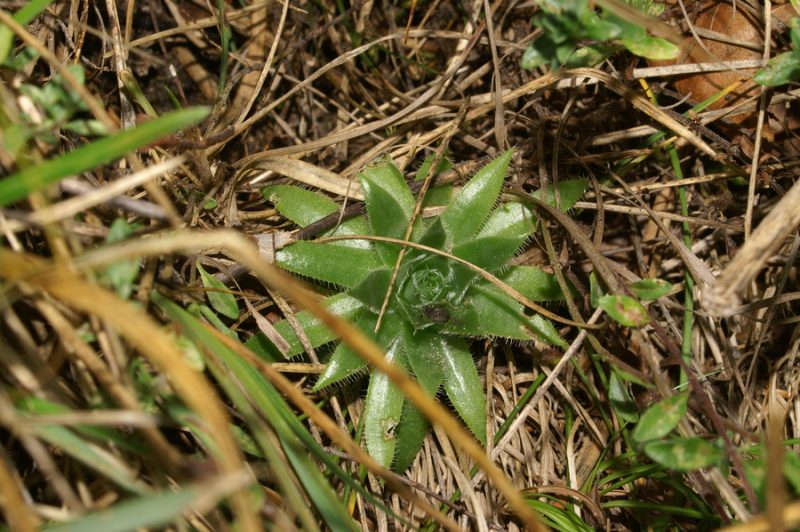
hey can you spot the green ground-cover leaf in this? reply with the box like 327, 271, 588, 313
531, 178, 588, 212
0, 107, 208, 207
360, 157, 415, 265
264, 150, 575, 470
598, 294, 649, 327
362, 334, 408, 468
452, 234, 526, 272
439, 336, 486, 445
197, 263, 239, 320
477, 201, 535, 240
276, 241, 381, 288
440, 150, 511, 246
632, 392, 689, 444
500, 265, 565, 301
313, 312, 379, 390
643, 437, 725, 472
263, 184, 370, 248
245, 293, 364, 360
630, 278, 672, 300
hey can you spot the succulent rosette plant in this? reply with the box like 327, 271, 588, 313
248, 151, 586, 471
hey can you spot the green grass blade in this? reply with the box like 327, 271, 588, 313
0, 107, 208, 206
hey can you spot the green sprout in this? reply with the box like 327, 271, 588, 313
248, 151, 587, 470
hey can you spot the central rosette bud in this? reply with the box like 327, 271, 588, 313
396, 254, 468, 330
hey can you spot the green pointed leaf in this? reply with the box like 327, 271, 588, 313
445, 284, 567, 347
312, 313, 379, 390
391, 400, 430, 472
0, 107, 209, 207
262, 184, 338, 226
608, 370, 638, 424
598, 294, 649, 327
440, 151, 512, 245
416, 216, 447, 251
440, 336, 486, 445
414, 152, 452, 181
529, 314, 566, 347
193, 303, 239, 342
363, 336, 408, 468
359, 158, 415, 264
643, 437, 725, 472
404, 328, 446, 395
196, 263, 239, 320
389, 326, 445, 472
477, 201, 535, 240
531, 178, 588, 212
245, 293, 364, 360
589, 271, 604, 307
276, 241, 381, 288
263, 185, 369, 248
452, 235, 526, 272
500, 265, 564, 301
630, 278, 672, 301
348, 268, 391, 313
632, 392, 689, 444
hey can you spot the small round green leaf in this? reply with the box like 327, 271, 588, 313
598, 294, 649, 327
643, 437, 725, 472
630, 278, 673, 301
632, 392, 689, 444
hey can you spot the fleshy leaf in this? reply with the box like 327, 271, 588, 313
531, 178, 588, 212
392, 401, 430, 472
632, 392, 689, 444
404, 328, 446, 395
477, 201, 535, 240
263, 185, 369, 249
312, 312, 380, 391
500, 265, 565, 301
440, 336, 486, 445
390, 326, 446, 472
263, 184, 338, 227
440, 151, 512, 246
348, 268, 391, 313
245, 293, 364, 360
643, 437, 725, 472
452, 235, 526, 272
362, 334, 408, 468
445, 284, 566, 346
196, 263, 239, 320
276, 241, 381, 288
359, 158, 415, 265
